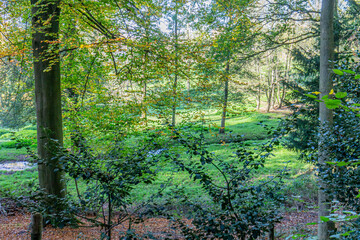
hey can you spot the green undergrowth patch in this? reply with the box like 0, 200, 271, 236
0, 169, 38, 197
0, 113, 316, 210
0, 148, 30, 162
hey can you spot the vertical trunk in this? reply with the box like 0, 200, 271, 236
257, 64, 262, 111
187, 78, 191, 103
31, 213, 43, 240
257, 83, 261, 111
171, 4, 178, 127
266, 69, 274, 113
318, 0, 336, 239
32, 0, 66, 217
273, 66, 278, 108
219, 61, 230, 134
279, 49, 292, 109
276, 78, 281, 108
143, 81, 147, 121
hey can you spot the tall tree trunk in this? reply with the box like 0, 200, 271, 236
31, 0, 66, 209
318, 0, 336, 239
257, 64, 262, 111
266, 69, 274, 113
171, 4, 179, 127
219, 61, 230, 134
279, 49, 292, 109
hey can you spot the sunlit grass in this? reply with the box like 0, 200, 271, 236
0, 111, 317, 206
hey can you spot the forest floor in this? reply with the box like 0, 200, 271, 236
0, 210, 317, 239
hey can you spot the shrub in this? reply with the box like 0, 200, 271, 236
0, 139, 33, 149
163, 130, 286, 240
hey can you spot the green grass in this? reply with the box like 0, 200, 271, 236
0, 169, 38, 195
0, 112, 317, 207
0, 148, 30, 162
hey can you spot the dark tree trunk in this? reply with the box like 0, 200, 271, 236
31, 213, 43, 240
318, 0, 336, 239
31, 0, 66, 203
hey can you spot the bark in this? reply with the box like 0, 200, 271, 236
256, 64, 262, 111
279, 49, 292, 109
318, 0, 336, 239
171, 4, 179, 127
219, 61, 230, 134
266, 69, 275, 113
31, 213, 43, 240
31, 0, 66, 199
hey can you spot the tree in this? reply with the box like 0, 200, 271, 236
31, 0, 66, 219
318, 0, 336, 238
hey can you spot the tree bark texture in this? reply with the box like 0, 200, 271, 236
318, 0, 336, 239
31, 0, 65, 198
31, 213, 43, 240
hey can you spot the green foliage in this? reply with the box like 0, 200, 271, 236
0, 128, 12, 137
23, 133, 167, 236
0, 139, 33, 149
162, 129, 285, 239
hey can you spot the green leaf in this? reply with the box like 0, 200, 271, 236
326, 162, 337, 165
335, 92, 347, 99
333, 69, 344, 76
343, 70, 356, 74
306, 222, 318, 225
324, 99, 341, 109
320, 216, 330, 222
337, 162, 350, 167
305, 94, 317, 99
321, 95, 329, 100
355, 75, 360, 79
341, 231, 355, 236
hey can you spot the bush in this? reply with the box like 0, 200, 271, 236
21, 125, 37, 131
0, 139, 33, 149
0, 128, 12, 137
163, 130, 285, 239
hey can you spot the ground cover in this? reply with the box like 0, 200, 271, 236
0, 111, 319, 238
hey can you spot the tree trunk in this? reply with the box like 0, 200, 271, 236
318, 0, 336, 239
31, 213, 43, 240
219, 61, 230, 134
171, 4, 179, 127
257, 64, 262, 111
279, 49, 292, 109
31, 0, 66, 209
266, 69, 274, 113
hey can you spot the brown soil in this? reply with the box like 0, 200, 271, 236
0, 211, 317, 240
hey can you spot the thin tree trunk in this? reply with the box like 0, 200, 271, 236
266, 69, 274, 113
171, 4, 178, 127
219, 61, 230, 134
318, 0, 336, 239
257, 64, 262, 111
32, 0, 65, 203
279, 49, 292, 109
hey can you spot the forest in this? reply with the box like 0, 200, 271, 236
0, 0, 359, 239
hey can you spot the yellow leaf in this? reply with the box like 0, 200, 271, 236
312, 91, 321, 95
329, 89, 334, 95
